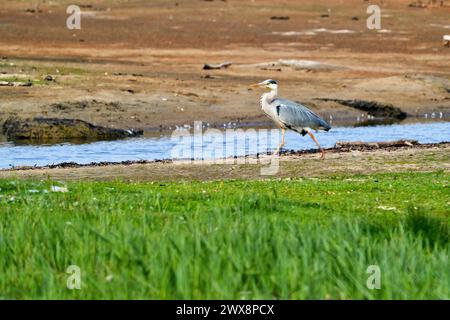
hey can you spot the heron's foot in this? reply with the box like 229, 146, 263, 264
319, 149, 325, 160
273, 147, 286, 156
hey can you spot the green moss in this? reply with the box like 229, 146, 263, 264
0, 77, 44, 85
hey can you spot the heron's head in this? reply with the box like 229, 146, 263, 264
250, 79, 278, 91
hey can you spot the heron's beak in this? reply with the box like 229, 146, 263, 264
249, 82, 265, 90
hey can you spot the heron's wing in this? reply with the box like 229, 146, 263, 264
274, 98, 331, 132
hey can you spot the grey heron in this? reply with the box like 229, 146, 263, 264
250, 79, 331, 158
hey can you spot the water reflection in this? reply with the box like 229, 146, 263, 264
5, 136, 131, 147
352, 118, 400, 127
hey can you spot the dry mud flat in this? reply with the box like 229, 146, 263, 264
1, 142, 448, 182
0, 0, 449, 129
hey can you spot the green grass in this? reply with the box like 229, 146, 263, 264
0, 77, 44, 85
0, 61, 90, 86
38, 66, 89, 76
0, 172, 448, 299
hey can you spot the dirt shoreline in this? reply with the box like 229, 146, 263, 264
1, 141, 448, 181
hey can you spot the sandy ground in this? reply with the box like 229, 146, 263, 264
1, 142, 448, 181
0, 0, 449, 131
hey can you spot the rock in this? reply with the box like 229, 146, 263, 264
0, 81, 32, 87
44, 75, 55, 81
408, 1, 426, 7
316, 98, 408, 119
25, 7, 42, 13
203, 62, 232, 70
409, 0, 448, 8
260, 67, 282, 72
444, 35, 450, 47
278, 59, 338, 71
2, 117, 143, 141
242, 59, 344, 72
270, 16, 290, 20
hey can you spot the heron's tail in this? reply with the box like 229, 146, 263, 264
319, 118, 331, 131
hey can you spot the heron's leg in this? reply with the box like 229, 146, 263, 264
274, 128, 286, 155
307, 130, 325, 159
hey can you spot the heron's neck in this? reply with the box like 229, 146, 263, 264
261, 89, 278, 106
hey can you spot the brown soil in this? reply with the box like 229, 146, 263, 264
0, 0, 449, 131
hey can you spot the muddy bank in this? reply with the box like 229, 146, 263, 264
0, 0, 449, 130
316, 99, 408, 119
2, 117, 142, 141
3, 140, 448, 172
0, 142, 447, 182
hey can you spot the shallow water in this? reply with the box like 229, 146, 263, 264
0, 121, 448, 169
